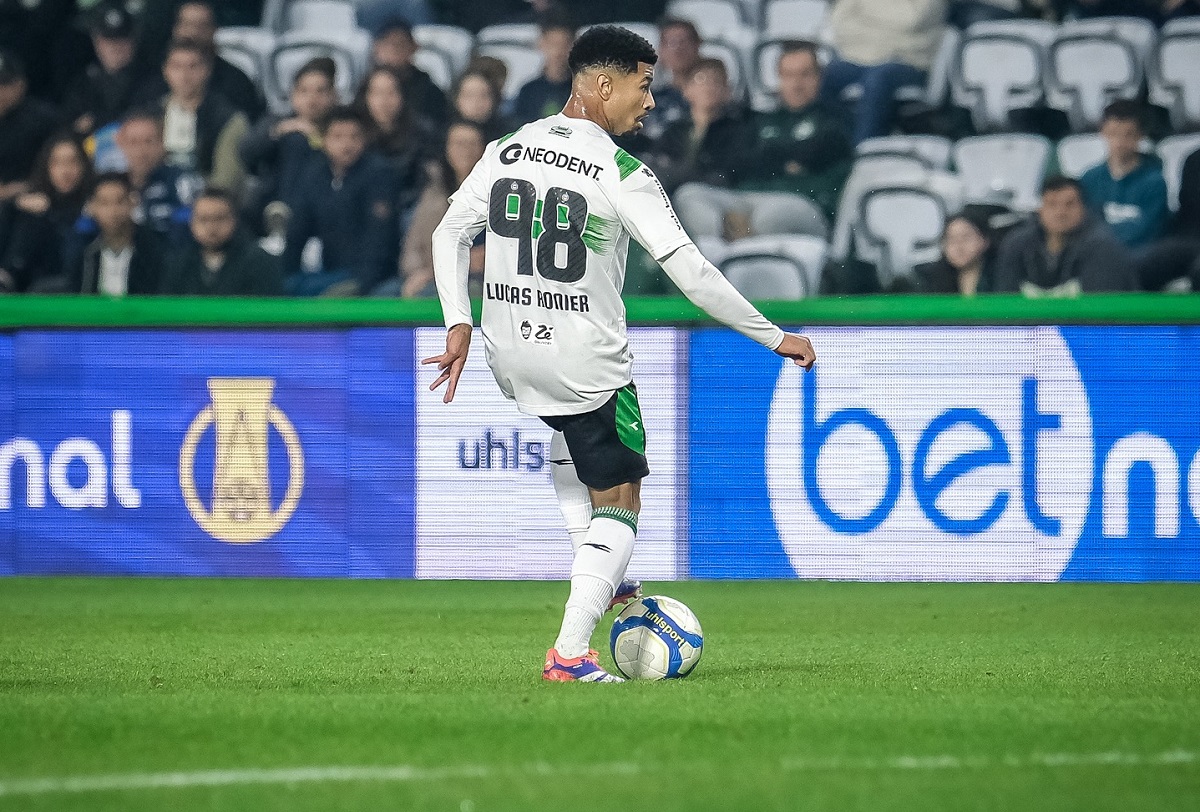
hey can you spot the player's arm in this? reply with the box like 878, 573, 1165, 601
614, 163, 815, 369
423, 144, 493, 402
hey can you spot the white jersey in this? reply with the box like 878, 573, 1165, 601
433, 113, 784, 416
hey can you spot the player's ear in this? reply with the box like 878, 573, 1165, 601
595, 70, 613, 101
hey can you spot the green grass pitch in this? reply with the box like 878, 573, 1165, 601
1, 578, 1198, 811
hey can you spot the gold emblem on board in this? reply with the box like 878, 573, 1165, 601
179, 378, 304, 543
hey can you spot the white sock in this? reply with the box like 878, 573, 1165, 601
553, 511, 638, 658
549, 431, 591, 553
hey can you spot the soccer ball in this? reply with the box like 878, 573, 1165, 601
609, 595, 703, 680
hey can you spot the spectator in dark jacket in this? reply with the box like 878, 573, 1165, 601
135, 0, 262, 119
370, 19, 449, 126
162, 188, 282, 295
353, 65, 437, 218
1135, 145, 1200, 290
67, 172, 167, 295
648, 58, 746, 195
995, 175, 1135, 295
240, 57, 338, 229
0, 48, 61, 203
282, 107, 398, 295
739, 41, 854, 219
512, 16, 576, 125
0, 133, 92, 293
114, 109, 200, 246
144, 38, 248, 195
61, 4, 142, 137
1079, 100, 1169, 250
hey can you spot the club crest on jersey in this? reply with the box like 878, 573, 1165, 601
498, 143, 603, 180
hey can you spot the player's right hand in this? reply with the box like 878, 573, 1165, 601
422, 323, 472, 403
774, 333, 815, 371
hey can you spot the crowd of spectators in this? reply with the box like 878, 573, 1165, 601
0, 0, 1197, 299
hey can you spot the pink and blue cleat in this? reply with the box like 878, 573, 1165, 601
608, 579, 642, 612
542, 648, 624, 683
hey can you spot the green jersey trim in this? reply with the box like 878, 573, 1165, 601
614, 148, 643, 181
593, 505, 638, 533
581, 213, 619, 255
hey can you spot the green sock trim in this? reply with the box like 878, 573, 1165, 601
592, 505, 638, 533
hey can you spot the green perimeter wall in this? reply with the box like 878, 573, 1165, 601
1, 294, 1199, 328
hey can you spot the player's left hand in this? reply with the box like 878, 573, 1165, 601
422, 323, 472, 403
774, 333, 815, 370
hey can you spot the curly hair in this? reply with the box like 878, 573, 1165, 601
568, 25, 657, 77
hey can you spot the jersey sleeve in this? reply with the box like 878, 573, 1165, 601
611, 152, 694, 261
431, 141, 494, 327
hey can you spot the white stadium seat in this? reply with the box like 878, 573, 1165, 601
665, 0, 754, 50
413, 24, 475, 76
1157, 134, 1200, 211
953, 133, 1051, 211
857, 135, 954, 170
476, 43, 544, 100
476, 23, 539, 47
1150, 28, 1200, 133
285, 0, 357, 32
719, 235, 828, 299
857, 186, 948, 285
268, 30, 368, 114
1056, 133, 1108, 179
761, 0, 828, 40
1046, 17, 1157, 132
412, 47, 454, 93
215, 27, 277, 88
951, 19, 1056, 132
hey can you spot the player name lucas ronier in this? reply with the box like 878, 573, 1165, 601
485, 283, 591, 313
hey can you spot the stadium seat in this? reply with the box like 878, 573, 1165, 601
413, 24, 475, 76
953, 133, 1051, 211
413, 48, 454, 93
268, 31, 366, 113
1046, 17, 1156, 132
215, 27, 277, 89
476, 43, 544, 100
665, 0, 755, 50
284, 0, 357, 32
719, 234, 828, 299
851, 152, 935, 180
1150, 27, 1200, 133
476, 23, 539, 48
950, 19, 1056, 132
761, 0, 829, 40
857, 186, 947, 286
1055, 133, 1108, 179
1157, 133, 1200, 211
856, 135, 953, 170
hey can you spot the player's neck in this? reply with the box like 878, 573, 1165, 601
561, 93, 615, 135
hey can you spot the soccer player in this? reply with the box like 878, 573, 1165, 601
424, 26, 816, 683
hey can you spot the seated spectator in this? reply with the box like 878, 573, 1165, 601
821, 0, 947, 144
67, 172, 167, 295
642, 17, 699, 143
647, 58, 746, 195
450, 69, 514, 143
353, 66, 437, 218
0, 133, 92, 293
370, 18, 449, 126
1079, 100, 1168, 251
995, 175, 1135, 295
914, 210, 996, 295
399, 119, 487, 298
113, 110, 200, 247
162, 188, 282, 295
282, 107, 398, 296
1136, 145, 1200, 290
512, 16, 576, 125
739, 41, 853, 220
147, 38, 248, 195
135, 0, 261, 119
240, 57, 337, 230
61, 4, 141, 138
0, 49, 61, 203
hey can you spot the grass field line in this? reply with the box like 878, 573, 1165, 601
0, 751, 1194, 797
